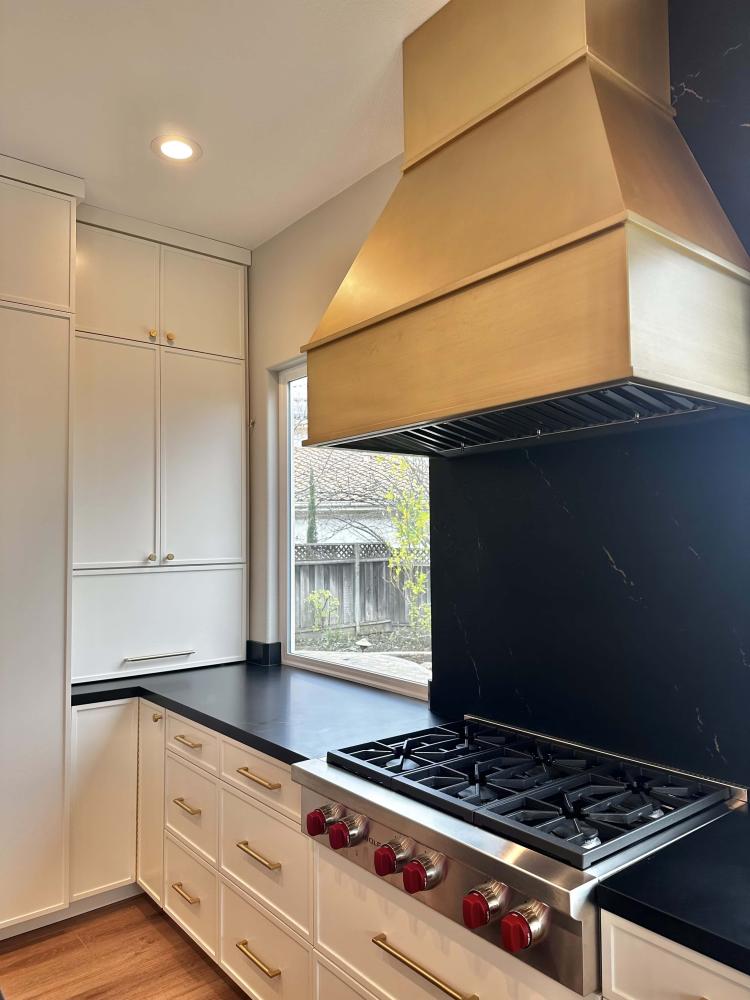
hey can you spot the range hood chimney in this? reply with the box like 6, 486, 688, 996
303, 0, 750, 457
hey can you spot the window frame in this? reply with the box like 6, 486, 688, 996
277, 363, 429, 700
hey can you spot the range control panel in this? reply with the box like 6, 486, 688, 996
300, 788, 575, 980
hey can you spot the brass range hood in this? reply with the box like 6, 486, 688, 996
303, 0, 750, 457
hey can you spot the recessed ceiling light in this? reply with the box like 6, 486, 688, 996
151, 135, 202, 162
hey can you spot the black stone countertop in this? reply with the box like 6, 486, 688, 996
598, 803, 750, 978
71, 661, 442, 766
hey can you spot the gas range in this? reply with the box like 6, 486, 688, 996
292, 717, 743, 995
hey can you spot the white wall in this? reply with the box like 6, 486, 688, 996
248, 156, 401, 644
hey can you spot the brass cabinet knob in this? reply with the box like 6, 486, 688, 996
147, 552, 157, 562
152, 712, 163, 723
166, 331, 176, 343
165, 552, 175, 561
148, 329, 158, 339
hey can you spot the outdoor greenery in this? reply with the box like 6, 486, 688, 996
379, 455, 431, 636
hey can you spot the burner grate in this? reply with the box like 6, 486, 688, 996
328, 719, 733, 868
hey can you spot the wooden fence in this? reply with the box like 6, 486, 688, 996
294, 542, 430, 635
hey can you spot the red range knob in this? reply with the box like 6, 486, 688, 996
500, 901, 549, 953
305, 803, 344, 837
306, 809, 327, 837
462, 880, 511, 929
463, 892, 492, 929
327, 814, 367, 850
374, 845, 398, 876
403, 859, 428, 894
328, 821, 350, 850
501, 912, 533, 952
402, 853, 444, 894
374, 838, 412, 877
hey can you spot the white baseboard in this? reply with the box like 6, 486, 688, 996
0, 883, 144, 942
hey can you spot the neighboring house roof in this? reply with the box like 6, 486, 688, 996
293, 441, 428, 510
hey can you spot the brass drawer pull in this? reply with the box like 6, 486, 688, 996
372, 934, 478, 1000
236, 939, 281, 979
152, 712, 163, 723
236, 766, 281, 790
236, 840, 282, 871
174, 734, 202, 750
173, 797, 201, 816
171, 881, 199, 905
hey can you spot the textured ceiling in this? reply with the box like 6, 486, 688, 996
0, 0, 447, 247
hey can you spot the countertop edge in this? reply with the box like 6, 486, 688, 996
598, 883, 750, 980
71, 682, 307, 767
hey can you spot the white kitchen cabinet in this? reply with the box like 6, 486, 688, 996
71, 564, 245, 681
0, 303, 71, 930
602, 910, 750, 1000
0, 176, 74, 311
219, 876, 312, 1000
219, 784, 313, 939
76, 224, 159, 343
316, 848, 577, 1000
161, 245, 245, 358
161, 350, 245, 564
315, 954, 380, 1000
137, 700, 166, 905
73, 335, 159, 568
70, 700, 138, 901
165, 752, 219, 865
164, 832, 219, 958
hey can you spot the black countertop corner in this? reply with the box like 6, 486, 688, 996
598, 804, 750, 978
71, 661, 442, 766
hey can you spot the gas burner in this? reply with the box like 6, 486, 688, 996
392, 751, 530, 818
327, 720, 733, 868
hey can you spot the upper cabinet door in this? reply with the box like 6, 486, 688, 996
73, 335, 159, 568
161, 350, 245, 564
76, 225, 159, 343
0, 178, 73, 311
161, 247, 245, 358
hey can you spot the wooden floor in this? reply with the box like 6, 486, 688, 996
0, 897, 245, 999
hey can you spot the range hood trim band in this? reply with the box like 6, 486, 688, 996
302, 214, 750, 356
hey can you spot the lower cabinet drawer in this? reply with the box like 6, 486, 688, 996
602, 910, 750, 1000
219, 785, 312, 938
164, 834, 218, 958
165, 752, 218, 864
316, 849, 572, 1000
314, 954, 379, 1000
221, 738, 300, 821
219, 876, 311, 1000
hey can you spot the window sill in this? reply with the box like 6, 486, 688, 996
281, 650, 429, 701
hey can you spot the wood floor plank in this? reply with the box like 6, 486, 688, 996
0, 898, 244, 999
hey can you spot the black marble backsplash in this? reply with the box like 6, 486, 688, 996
669, 0, 750, 251
429, 414, 750, 786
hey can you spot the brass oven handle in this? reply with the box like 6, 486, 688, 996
173, 797, 201, 816
236, 939, 281, 978
372, 934, 478, 1000
174, 734, 202, 750
236, 766, 281, 790
171, 881, 199, 905
236, 840, 282, 871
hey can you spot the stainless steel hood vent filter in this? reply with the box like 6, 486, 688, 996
345, 384, 716, 458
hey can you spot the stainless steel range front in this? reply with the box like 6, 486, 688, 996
292, 717, 743, 995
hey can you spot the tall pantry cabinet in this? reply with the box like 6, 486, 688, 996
0, 166, 79, 930
72, 224, 248, 681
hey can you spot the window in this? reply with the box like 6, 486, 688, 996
280, 369, 431, 694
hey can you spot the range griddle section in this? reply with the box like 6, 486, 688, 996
328, 721, 731, 869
